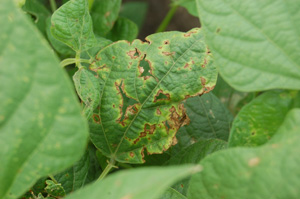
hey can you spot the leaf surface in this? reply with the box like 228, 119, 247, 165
0, 1, 88, 198
159, 187, 187, 199
65, 165, 201, 199
196, 0, 300, 91
51, 0, 96, 52
89, 28, 217, 163
188, 109, 300, 199
106, 17, 138, 42
91, 0, 122, 36
119, 2, 148, 29
229, 90, 299, 147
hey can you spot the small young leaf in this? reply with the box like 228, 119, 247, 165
106, 17, 139, 42
229, 90, 299, 147
188, 109, 300, 199
51, 0, 96, 52
91, 0, 122, 36
119, 2, 148, 29
0, 1, 88, 198
64, 165, 202, 199
196, 0, 300, 91
45, 180, 66, 198
89, 28, 218, 163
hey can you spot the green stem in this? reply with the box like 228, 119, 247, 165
49, 174, 58, 184
98, 159, 116, 181
49, 0, 57, 13
156, 5, 178, 33
60, 58, 91, 67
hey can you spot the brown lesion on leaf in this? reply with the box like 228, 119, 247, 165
154, 89, 171, 103
156, 108, 161, 115
132, 123, 156, 144
164, 40, 170, 45
92, 114, 101, 124
115, 80, 140, 126
162, 51, 175, 56
105, 11, 110, 17
89, 64, 108, 73
216, 28, 221, 33
169, 104, 190, 130
158, 46, 162, 49
138, 55, 159, 82
200, 77, 215, 93
202, 58, 208, 68
184, 30, 197, 37
129, 152, 134, 157
127, 48, 140, 59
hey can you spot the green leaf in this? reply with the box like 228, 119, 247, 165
54, 145, 101, 193
46, 17, 75, 57
174, 0, 198, 17
196, 0, 300, 91
168, 139, 227, 196
106, 17, 138, 42
91, 0, 122, 37
22, 0, 50, 36
212, 75, 253, 115
65, 165, 202, 199
73, 68, 100, 119
45, 180, 66, 198
89, 28, 217, 163
172, 93, 232, 155
51, 0, 96, 52
188, 109, 300, 199
119, 2, 148, 29
229, 90, 299, 147
159, 187, 187, 199
0, 1, 88, 198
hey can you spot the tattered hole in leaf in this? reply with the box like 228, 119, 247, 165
154, 89, 170, 102
115, 80, 139, 126
138, 54, 158, 81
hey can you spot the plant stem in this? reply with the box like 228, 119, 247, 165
156, 5, 178, 33
49, 0, 57, 13
98, 159, 115, 181
49, 174, 58, 184
60, 58, 91, 68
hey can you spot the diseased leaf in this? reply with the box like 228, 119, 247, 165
45, 180, 66, 198
159, 187, 187, 199
188, 109, 300, 199
22, 0, 50, 36
91, 0, 122, 37
172, 93, 232, 156
51, 0, 96, 52
168, 139, 227, 196
229, 90, 299, 147
196, 0, 300, 91
119, 2, 148, 29
65, 165, 201, 199
106, 17, 138, 42
0, 1, 88, 198
89, 28, 217, 163
73, 68, 100, 119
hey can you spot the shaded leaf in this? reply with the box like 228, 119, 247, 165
91, 0, 121, 37
174, 0, 198, 17
51, 0, 96, 52
196, 0, 300, 91
89, 28, 217, 163
159, 187, 187, 199
119, 2, 148, 29
0, 1, 88, 198
106, 17, 138, 42
65, 165, 201, 199
188, 109, 300, 199
229, 90, 299, 147
172, 93, 232, 155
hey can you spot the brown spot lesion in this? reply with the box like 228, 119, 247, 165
156, 108, 161, 115
200, 77, 215, 93
162, 51, 175, 56
115, 80, 140, 126
132, 123, 156, 144
154, 89, 171, 103
138, 55, 159, 82
127, 48, 140, 59
92, 114, 101, 124
129, 152, 134, 157
184, 30, 197, 37
164, 40, 170, 45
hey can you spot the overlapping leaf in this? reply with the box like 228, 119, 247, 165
89, 28, 217, 163
188, 109, 300, 199
196, 0, 300, 91
0, 1, 88, 198
229, 90, 299, 147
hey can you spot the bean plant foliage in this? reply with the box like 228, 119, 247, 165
0, 0, 299, 198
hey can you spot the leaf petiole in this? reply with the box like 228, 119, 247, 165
60, 58, 91, 68
156, 4, 178, 33
49, 0, 57, 13
97, 158, 117, 181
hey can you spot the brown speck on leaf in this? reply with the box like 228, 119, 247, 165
158, 46, 162, 49
112, 56, 116, 59
184, 30, 197, 37
105, 12, 110, 17
139, 66, 144, 74
216, 28, 221, 33
248, 157, 260, 167
127, 49, 139, 59
129, 152, 134, 157
156, 108, 161, 115
172, 136, 178, 145
180, 184, 184, 188
92, 114, 101, 124
164, 40, 170, 45
202, 58, 208, 68
201, 77, 206, 86
184, 63, 190, 69
162, 51, 175, 56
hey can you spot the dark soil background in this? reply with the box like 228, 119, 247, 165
124, 0, 200, 39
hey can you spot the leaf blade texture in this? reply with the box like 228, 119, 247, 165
196, 0, 300, 91
0, 1, 88, 198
